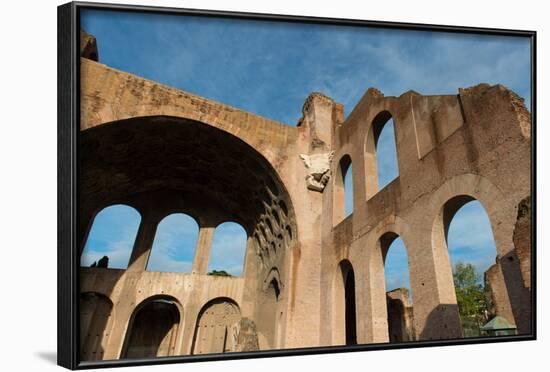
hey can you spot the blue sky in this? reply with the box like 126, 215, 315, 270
376, 120, 399, 189
146, 214, 198, 273
447, 201, 498, 282
380, 200, 497, 299
81, 209, 248, 275
342, 120, 495, 298
80, 205, 141, 269
80, 9, 521, 286
384, 238, 411, 295
81, 9, 531, 125
343, 119, 398, 215
207, 222, 248, 276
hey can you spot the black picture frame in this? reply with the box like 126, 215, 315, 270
58, 1, 537, 369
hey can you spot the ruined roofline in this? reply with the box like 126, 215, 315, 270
343, 83, 529, 127
80, 30, 294, 130
80, 29, 99, 61
80, 30, 530, 138
80, 56, 297, 130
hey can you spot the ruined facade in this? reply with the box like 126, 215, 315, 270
386, 288, 415, 342
78, 32, 532, 361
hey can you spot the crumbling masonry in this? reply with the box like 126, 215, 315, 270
78, 31, 532, 360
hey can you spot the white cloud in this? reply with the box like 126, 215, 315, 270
80, 233, 136, 269
207, 223, 247, 276
447, 201, 498, 278
146, 252, 193, 274
146, 214, 198, 273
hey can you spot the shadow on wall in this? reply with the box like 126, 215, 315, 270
419, 304, 462, 340
123, 298, 181, 359
80, 292, 114, 361
500, 250, 532, 335
386, 290, 415, 342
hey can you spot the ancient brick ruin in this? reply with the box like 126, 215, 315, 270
78, 31, 532, 360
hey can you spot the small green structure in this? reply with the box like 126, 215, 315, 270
480, 316, 517, 336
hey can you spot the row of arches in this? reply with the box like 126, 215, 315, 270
338, 195, 501, 343
80, 205, 248, 276
336, 111, 399, 221
80, 293, 243, 361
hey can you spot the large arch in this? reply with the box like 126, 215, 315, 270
79, 115, 298, 274
80, 58, 296, 169
429, 174, 530, 335
191, 297, 242, 355
122, 295, 182, 359
431, 175, 511, 260
437, 196, 510, 337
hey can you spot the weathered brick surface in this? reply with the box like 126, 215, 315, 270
514, 196, 532, 289
386, 288, 415, 342
484, 262, 516, 324
79, 31, 532, 360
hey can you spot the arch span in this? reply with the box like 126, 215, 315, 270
80, 59, 297, 169
80, 115, 298, 276
429, 174, 530, 335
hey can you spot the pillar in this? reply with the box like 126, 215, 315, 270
192, 226, 215, 275
127, 212, 159, 272
408, 230, 462, 340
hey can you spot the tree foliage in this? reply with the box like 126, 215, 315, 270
208, 269, 232, 277
453, 262, 488, 324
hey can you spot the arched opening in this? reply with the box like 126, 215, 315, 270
365, 111, 399, 198
81, 115, 297, 278
207, 222, 247, 277
80, 204, 141, 269
269, 278, 281, 300
80, 292, 114, 361
81, 115, 298, 355
376, 118, 399, 189
191, 298, 241, 355
122, 296, 181, 359
444, 197, 507, 337
334, 154, 353, 225
146, 213, 199, 273
340, 260, 357, 345
381, 233, 415, 342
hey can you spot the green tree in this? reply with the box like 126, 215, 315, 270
207, 269, 232, 277
453, 262, 488, 330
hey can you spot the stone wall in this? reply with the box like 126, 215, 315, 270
484, 263, 516, 325
386, 288, 415, 342
514, 196, 532, 289
78, 31, 532, 361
